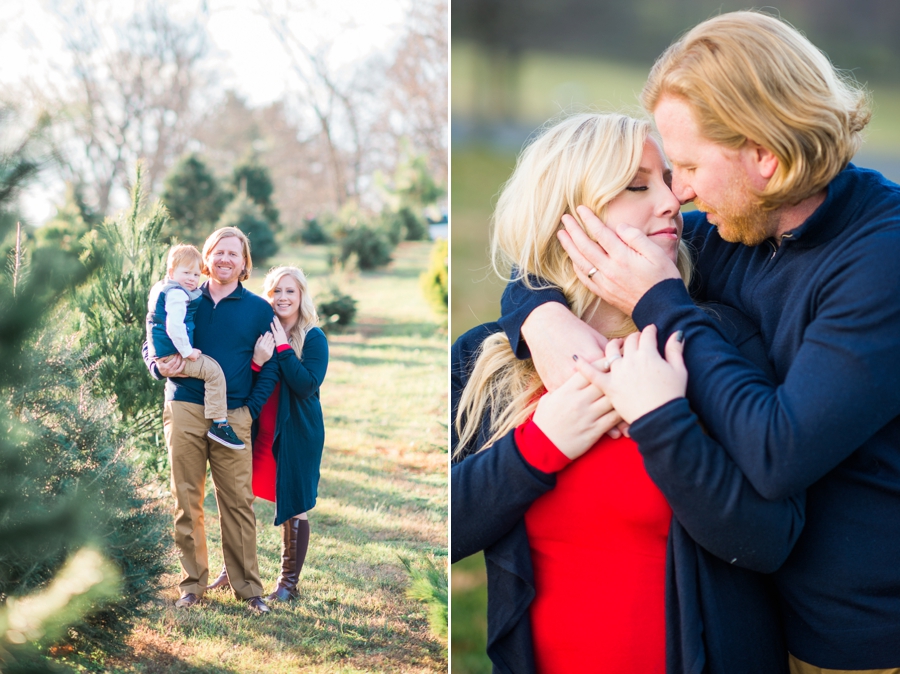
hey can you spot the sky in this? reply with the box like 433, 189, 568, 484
0, 0, 408, 105
0, 0, 411, 220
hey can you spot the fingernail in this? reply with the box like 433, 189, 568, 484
572, 354, 579, 361
675, 330, 684, 343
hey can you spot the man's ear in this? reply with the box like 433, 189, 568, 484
746, 140, 779, 181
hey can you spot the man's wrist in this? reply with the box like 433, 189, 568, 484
632, 278, 690, 330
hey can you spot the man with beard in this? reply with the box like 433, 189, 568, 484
498, 11, 900, 673
144, 226, 278, 614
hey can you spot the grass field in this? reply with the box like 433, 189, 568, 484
68, 241, 448, 673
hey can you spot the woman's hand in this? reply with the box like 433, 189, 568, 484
574, 324, 687, 424
271, 319, 289, 347
532, 368, 624, 460
254, 332, 275, 366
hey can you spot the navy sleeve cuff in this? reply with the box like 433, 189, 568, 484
629, 397, 693, 447
632, 278, 693, 333
499, 276, 568, 360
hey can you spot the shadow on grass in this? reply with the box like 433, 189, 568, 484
330, 338, 447, 356
100, 597, 244, 674
349, 320, 444, 340
115, 647, 240, 674
319, 469, 435, 506
325, 415, 436, 442
191, 579, 445, 668
361, 265, 424, 280
332, 354, 434, 369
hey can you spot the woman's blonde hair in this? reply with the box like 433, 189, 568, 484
455, 112, 692, 458
262, 266, 319, 358
641, 10, 870, 211
201, 227, 253, 282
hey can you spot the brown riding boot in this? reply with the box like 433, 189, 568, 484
206, 564, 230, 591
266, 518, 301, 601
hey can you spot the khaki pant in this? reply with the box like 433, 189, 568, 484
158, 354, 227, 420
164, 400, 263, 599
790, 654, 900, 674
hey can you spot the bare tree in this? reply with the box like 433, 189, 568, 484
256, 0, 447, 212
258, 0, 377, 208
384, 0, 448, 185
32, 1, 210, 214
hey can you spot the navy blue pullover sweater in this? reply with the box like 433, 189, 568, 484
500, 163, 900, 668
144, 281, 279, 420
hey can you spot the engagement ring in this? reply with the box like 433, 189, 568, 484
605, 354, 623, 367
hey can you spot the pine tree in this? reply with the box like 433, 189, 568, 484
231, 154, 281, 230
35, 181, 101, 255
160, 153, 228, 245
216, 191, 279, 265
77, 162, 169, 468
379, 145, 445, 241
0, 127, 168, 672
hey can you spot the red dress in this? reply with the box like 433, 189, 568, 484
251, 382, 280, 502
518, 420, 671, 673
251, 344, 295, 502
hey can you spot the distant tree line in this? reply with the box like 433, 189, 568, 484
3, 0, 446, 235
453, 0, 900, 86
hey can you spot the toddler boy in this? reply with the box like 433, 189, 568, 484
146, 244, 244, 449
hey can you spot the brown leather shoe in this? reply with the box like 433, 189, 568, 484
174, 593, 201, 609
266, 519, 300, 602
246, 596, 271, 614
206, 565, 229, 591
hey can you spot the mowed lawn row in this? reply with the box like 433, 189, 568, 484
102, 241, 448, 674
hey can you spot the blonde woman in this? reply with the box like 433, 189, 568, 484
250, 266, 328, 602
451, 112, 803, 674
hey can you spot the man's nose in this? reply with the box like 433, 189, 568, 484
673, 175, 696, 204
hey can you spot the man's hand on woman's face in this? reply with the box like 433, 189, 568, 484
558, 205, 681, 315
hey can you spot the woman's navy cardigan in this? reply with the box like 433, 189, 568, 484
451, 309, 803, 674
259, 327, 329, 526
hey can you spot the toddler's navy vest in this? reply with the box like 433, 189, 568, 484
146, 279, 203, 359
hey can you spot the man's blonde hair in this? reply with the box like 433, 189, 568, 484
167, 244, 203, 274
642, 10, 871, 210
201, 227, 252, 282
456, 112, 692, 457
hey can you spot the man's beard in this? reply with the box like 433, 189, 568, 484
208, 262, 239, 284
694, 195, 777, 246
